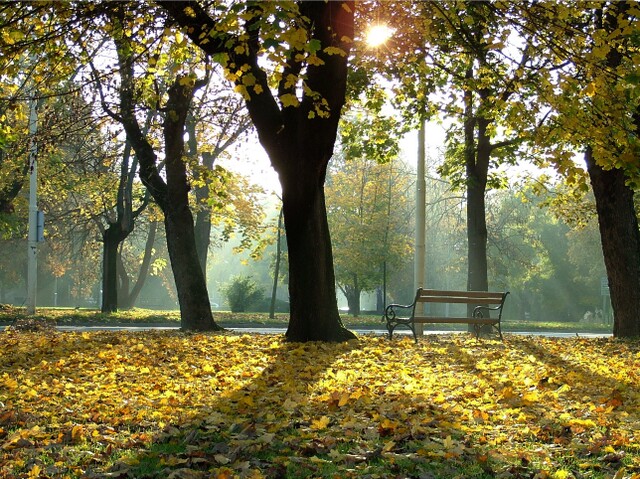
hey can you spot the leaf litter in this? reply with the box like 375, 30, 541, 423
0, 329, 639, 478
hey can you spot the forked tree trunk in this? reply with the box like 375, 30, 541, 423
341, 276, 361, 317
162, 80, 219, 330
118, 220, 157, 309
111, 11, 218, 330
585, 147, 640, 337
160, 0, 355, 341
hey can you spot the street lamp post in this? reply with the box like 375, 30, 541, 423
414, 119, 426, 336
26, 93, 39, 315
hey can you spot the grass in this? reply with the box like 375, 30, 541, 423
0, 305, 613, 334
1, 329, 637, 478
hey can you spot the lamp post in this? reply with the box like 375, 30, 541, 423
25, 92, 39, 315
414, 119, 426, 335
365, 24, 427, 328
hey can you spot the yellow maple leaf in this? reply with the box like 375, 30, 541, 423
279, 93, 300, 108
323, 46, 346, 57
338, 392, 350, 407
311, 416, 331, 430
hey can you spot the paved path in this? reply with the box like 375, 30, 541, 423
44, 325, 611, 338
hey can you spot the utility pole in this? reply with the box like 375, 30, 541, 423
26, 92, 39, 315
414, 119, 426, 336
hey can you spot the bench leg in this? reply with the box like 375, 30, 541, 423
473, 323, 481, 339
387, 323, 395, 340
409, 322, 418, 343
386, 323, 418, 343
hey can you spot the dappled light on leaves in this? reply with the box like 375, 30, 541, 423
0, 331, 639, 478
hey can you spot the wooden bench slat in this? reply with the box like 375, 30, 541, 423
413, 317, 499, 325
416, 297, 502, 305
418, 289, 504, 299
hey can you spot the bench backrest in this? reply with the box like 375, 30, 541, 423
414, 288, 506, 305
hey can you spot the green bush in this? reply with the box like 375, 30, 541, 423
221, 276, 265, 313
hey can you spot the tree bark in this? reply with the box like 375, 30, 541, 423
269, 207, 283, 319
160, 0, 356, 341
280, 167, 354, 341
111, 9, 218, 330
101, 223, 126, 313
585, 147, 640, 337
118, 220, 157, 309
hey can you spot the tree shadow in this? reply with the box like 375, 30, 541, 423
105, 333, 482, 478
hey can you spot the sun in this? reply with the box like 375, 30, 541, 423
365, 24, 395, 48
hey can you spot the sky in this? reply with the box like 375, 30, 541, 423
219, 120, 450, 197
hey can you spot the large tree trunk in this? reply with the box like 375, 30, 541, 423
464, 73, 491, 328
585, 147, 640, 337
280, 167, 355, 341
583, 4, 640, 338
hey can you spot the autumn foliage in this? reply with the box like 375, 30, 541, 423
1, 330, 639, 478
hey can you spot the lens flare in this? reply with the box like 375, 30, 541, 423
366, 24, 394, 48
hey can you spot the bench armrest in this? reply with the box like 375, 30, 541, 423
383, 303, 414, 322
473, 292, 509, 320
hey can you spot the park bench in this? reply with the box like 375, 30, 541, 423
383, 288, 510, 342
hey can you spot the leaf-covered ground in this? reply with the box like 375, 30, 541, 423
1, 330, 638, 479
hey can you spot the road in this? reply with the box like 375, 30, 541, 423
41, 325, 611, 338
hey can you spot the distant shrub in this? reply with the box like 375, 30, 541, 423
221, 276, 265, 313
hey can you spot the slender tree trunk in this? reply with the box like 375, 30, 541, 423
193, 151, 215, 279
269, 207, 283, 319
585, 147, 640, 337
119, 220, 157, 309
